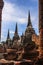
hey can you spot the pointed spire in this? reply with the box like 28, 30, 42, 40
27, 11, 32, 27
15, 23, 18, 35
7, 29, 10, 40
13, 23, 19, 40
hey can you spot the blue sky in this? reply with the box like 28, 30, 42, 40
2, 0, 39, 41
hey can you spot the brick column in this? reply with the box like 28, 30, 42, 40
39, 0, 43, 58
0, 0, 4, 41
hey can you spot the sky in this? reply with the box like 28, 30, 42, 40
1, 0, 39, 41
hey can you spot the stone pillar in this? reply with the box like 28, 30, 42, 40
0, 0, 4, 41
39, 0, 43, 58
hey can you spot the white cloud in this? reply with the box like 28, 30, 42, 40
10, 30, 14, 34
2, 1, 38, 24
2, 2, 28, 24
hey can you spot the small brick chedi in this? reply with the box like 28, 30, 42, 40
0, 0, 4, 40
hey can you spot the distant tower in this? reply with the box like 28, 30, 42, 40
39, 0, 43, 58
27, 11, 32, 27
13, 23, 19, 41
24, 11, 35, 45
0, 0, 4, 41
25, 11, 35, 37
15, 23, 18, 36
6, 30, 11, 46
7, 29, 10, 40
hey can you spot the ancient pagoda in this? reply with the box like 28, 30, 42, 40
13, 23, 19, 41
6, 30, 11, 48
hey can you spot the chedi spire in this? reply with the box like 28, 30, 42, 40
27, 11, 32, 27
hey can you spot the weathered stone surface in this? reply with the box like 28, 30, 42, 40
0, 0, 4, 40
39, 0, 43, 58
